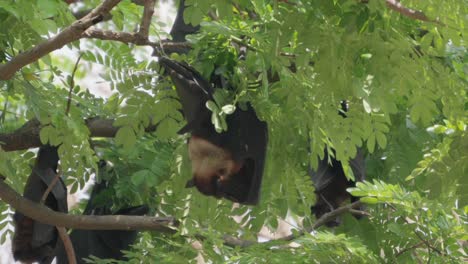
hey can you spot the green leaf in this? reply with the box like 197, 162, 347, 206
39, 125, 52, 144
362, 99, 372, 113
375, 131, 387, 149
212, 114, 224, 133
342, 161, 356, 181
115, 126, 136, 149
206, 100, 219, 112
155, 118, 180, 139
185, 6, 204, 26
360, 53, 372, 59
200, 21, 232, 35
367, 133, 376, 153
131, 169, 150, 186
360, 197, 379, 204
221, 104, 236, 115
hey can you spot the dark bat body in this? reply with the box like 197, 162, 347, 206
159, 57, 268, 205
55, 162, 149, 264
170, 0, 200, 42
310, 149, 365, 226
310, 102, 366, 226
12, 145, 67, 264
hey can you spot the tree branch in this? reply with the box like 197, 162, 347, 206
385, 0, 442, 24
395, 241, 425, 258
0, 119, 42, 151
0, 179, 177, 232
222, 234, 256, 248
221, 201, 365, 248
0, 0, 190, 81
0, 117, 158, 152
136, 0, 155, 42
0, 0, 122, 80
66, 54, 83, 115
282, 201, 364, 242
82, 29, 192, 53
57, 226, 77, 264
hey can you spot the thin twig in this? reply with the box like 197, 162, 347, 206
221, 201, 365, 248
39, 173, 62, 204
394, 241, 425, 258
398, 207, 445, 256
412, 229, 444, 256
66, 54, 83, 116
57, 226, 77, 264
385, 0, 443, 25
281, 201, 363, 242
230, 36, 257, 52
348, 208, 371, 217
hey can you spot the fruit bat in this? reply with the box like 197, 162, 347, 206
159, 57, 268, 205
55, 161, 149, 264
170, 0, 200, 42
310, 148, 366, 227
12, 145, 67, 264
310, 102, 366, 226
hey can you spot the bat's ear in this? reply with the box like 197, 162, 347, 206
185, 178, 195, 188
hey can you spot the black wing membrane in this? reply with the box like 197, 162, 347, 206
12, 145, 67, 264
218, 103, 268, 204
159, 56, 212, 134
311, 149, 365, 192
159, 57, 268, 205
55, 161, 148, 264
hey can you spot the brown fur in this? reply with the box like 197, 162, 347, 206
188, 136, 242, 196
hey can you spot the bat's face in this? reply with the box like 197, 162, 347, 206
188, 136, 246, 201
187, 136, 260, 204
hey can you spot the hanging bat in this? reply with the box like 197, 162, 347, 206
170, 0, 200, 42
55, 161, 149, 264
12, 145, 67, 264
310, 148, 366, 227
159, 57, 268, 205
310, 102, 366, 226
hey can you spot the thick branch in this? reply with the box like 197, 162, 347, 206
136, 0, 155, 41
82, 29, 153, 44
0, 0, 121, 80
83, 29, 192, 53
0, 179, 177, 232
0, 117, 158, 152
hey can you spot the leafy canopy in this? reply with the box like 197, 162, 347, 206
0, 0, 466, 263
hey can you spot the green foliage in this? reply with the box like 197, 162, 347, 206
0, 0, 466, 263
349, 180, 467, 262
